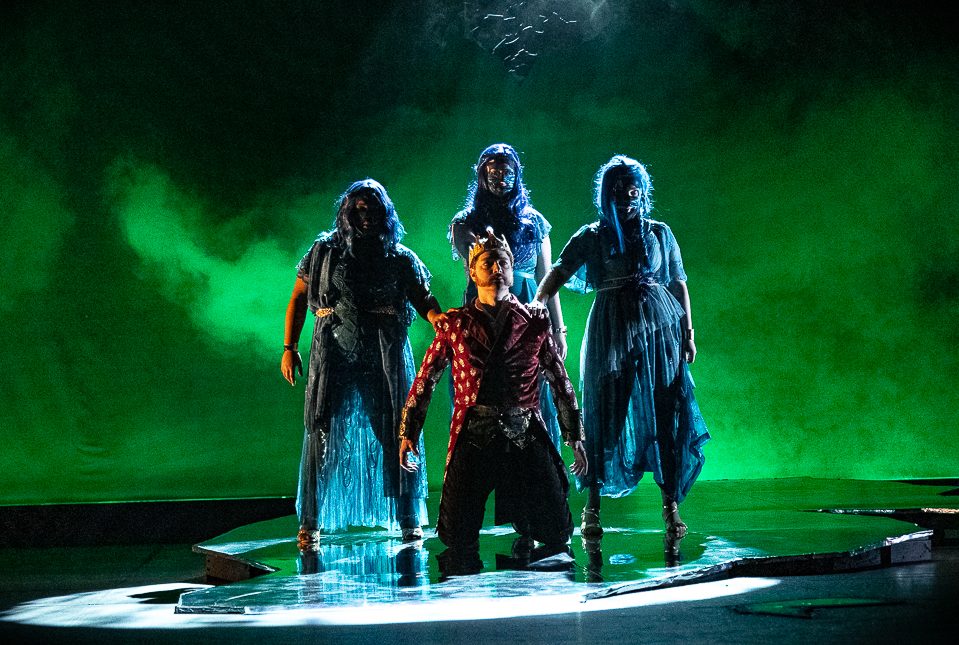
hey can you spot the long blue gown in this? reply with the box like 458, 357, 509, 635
295, 233, 430, 531
553, 217, 709, 502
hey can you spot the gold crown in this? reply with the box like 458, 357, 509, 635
468, 227, 514, 267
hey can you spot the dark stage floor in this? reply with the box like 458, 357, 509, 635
1, 478, 958, 643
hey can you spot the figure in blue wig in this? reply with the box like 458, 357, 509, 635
535, 155, 709, 538
282, 179, 443, 549
449, 144, 568, 449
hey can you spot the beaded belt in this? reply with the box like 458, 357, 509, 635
314, 305, 400, 318
466, 405, 535, 449
470, 404, 535, 418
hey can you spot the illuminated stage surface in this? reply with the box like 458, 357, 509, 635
177, 478, 958, 619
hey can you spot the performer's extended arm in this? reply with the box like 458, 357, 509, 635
398, 328, 452, 471
667, 279, 696, 363
535, 224, 591, 305
281, 277, 309, 386
408, 282, 444, 329
535, 235, 567, 360
450, 220, 473, 284
665, 225, 696, 364
403, 251, 445, 329
538, 331, 588, 476
533, 264, 570, 307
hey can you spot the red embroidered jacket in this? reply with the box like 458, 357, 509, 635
399, 295, 584, 464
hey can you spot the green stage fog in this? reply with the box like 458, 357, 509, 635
1, 1, 957, 505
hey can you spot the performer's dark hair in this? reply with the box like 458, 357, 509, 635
333, 178, 405, 255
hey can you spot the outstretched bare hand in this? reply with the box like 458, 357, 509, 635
281, 349, 303, 386
569, 440, 588, 477
553, 329, 568, 361
399, 438, 420, 472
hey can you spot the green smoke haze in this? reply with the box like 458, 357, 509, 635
1, 1, 956, 504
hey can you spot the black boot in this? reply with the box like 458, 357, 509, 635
661, 492, 688, 538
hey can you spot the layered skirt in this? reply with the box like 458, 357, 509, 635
577, 282, 709, 502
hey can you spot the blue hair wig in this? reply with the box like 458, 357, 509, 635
594, 155, 653, 254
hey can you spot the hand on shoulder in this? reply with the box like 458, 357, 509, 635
524, 300, 548, 318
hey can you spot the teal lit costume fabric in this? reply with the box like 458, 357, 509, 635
295, 233, 430, 531
553, 218, 709, 502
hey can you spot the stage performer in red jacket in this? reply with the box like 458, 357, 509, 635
399, 228, 587, 570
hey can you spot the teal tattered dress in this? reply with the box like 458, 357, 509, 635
295, 234, 430, 531
553, 218, 709, 502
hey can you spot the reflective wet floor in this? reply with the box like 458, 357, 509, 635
2, 478, 957, 641
177, 478, 957, 614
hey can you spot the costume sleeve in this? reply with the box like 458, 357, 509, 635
448, 211, 471, 261
295, 241, 320, 282
663, 224, 688, 284
399, 247, 436, 317
551, 224, 595, 294
529, 208, 552, 242
399, 326, 452, 444
538, 332, 585, 444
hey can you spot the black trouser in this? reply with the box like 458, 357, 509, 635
437, 424, 573, 553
